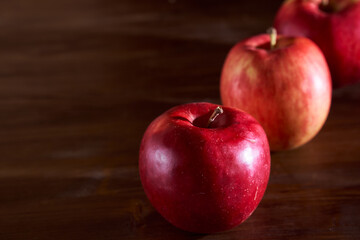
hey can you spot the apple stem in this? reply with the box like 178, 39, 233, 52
267, 27, 277, 50
322, 0, 329, 6
207, 106, 223, 128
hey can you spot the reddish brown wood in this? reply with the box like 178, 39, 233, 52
0, 0, 359, 239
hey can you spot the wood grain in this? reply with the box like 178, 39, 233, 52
0, 0, 359, 239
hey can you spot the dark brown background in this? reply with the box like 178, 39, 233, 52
0, 0, 359, 239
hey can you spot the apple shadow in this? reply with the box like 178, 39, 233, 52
137, 210, 206, 240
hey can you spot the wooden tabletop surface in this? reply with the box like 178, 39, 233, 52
1, 0, 359, 239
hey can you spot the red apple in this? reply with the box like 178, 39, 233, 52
139, 102, 270, 233
220, 29, 332, 151
274, 0, 360, 87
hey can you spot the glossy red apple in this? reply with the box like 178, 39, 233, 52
274, 0, 360, 87
139, 102, 270, 233
220, 29, 332, 151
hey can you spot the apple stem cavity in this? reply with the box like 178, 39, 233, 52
207, 106, 223, 128
267, 27, 277, 50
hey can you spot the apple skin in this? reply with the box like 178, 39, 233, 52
220, 34, 332, 151
274, 0, 360, 87
139, 102, 270, 233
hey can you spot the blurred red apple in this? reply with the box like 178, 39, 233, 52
274, 0, 360, 87
139, 102, 270, 233
220, 29, 332, 151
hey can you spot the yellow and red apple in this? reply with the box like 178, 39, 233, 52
220, 29, 332, 151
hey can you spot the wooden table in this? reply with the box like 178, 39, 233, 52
1, 0, 359, 239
